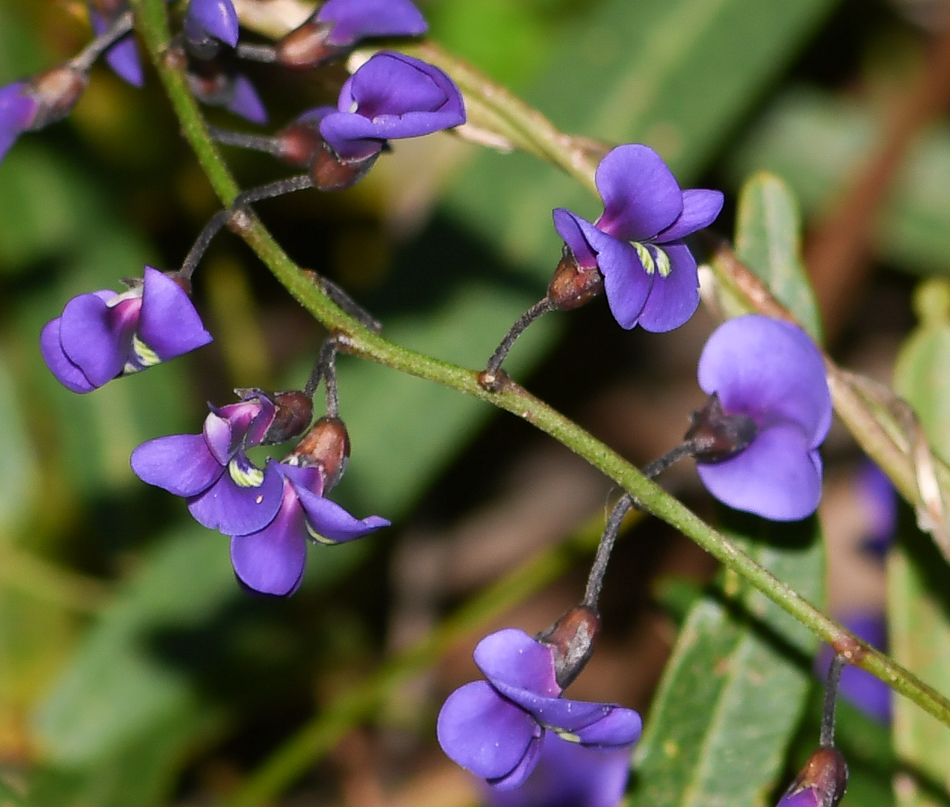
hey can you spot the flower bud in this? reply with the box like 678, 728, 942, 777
776, 747, 848, 807
685, 392, 758, 463
536, 605, 600, 689
309, 144, 379, 192
263, 391, 313, 445
547, 247, 604, 311
275, 21, 341, 70
283, 416, 350, 490
276, 119, 325, 167
27, 66, 88, 130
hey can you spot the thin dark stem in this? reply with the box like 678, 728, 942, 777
583, 440, 701, 607
71, 11, 134, 72
180, 176, 315, 279
583, 493, 632, 607
207, 125, 285, 158
483, 298, 553, 379
236, 42, 278, 63
319, 278, 382, 333
320, 338, 340, 417
820, 655, 846, 748
641, 440, 701, 479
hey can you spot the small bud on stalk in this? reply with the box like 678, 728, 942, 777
27, 66, 88, 130
536, 605, 600, 689
275, 21, 341, 70
310, 144, 379, 192
684, 392, 758, 463
546, 247, 604, 311
284, 416, 351, 491
258, 390, 314, 445
776, 747, 848, 807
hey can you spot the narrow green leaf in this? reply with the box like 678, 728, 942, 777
892, 296, 950, 807
734, 172, 823, 342
628, 515, 824, 807
894, 279, 950, 465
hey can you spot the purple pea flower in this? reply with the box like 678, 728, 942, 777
0, 82, 39, 163
693, 315, 832, 521
437, 629, 642, 790
40, 266, 212, 394
185, 0, 240, 49
319, 51, 465, 162
89, 2, 144, 87
317, 0, 427, 47
229, 460, 389, 596
483, 733, 633, 807
130, 392, 285, 536
553, 144, 723, 332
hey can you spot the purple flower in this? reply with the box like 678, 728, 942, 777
185, 0, 240, 49
437, 629, 641, 790
316, 0, 427, 47
187, 67, 268, 124
483, 734, 633, 807
130, 393, 285, 536
229, 461, 389, 596
40, 266, 212, 394
0, 82, 39, 163
553, 144, 723, 331
694, 315, 832, 521
89, 2, 144, 87
318, 52, 465, 161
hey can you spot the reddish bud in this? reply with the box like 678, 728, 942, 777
536, 605, 600, 689
685, 392, 758, 463
547, 247, 604, 311
284, 416, 350, 490
275, 21, 343, 69
27, 66, 88, 130
777, 747, 848, 807
277, 120, 325, 167
262, 391, 314, 445
309, 144, 380, 192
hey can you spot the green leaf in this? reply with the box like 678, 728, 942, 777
734, 172, 824, 342
726, 89, 950, 277
628, 514, 824, 807
894, 279, 950, 465
887, 535, 950, 807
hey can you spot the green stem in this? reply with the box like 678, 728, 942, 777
132, 0, 950, 795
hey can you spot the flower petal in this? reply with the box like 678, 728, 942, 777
578, 221, 653, 329
39, 318, 97, 393
187, 458, 284, 533
293, 488, 389, 544
697, 315, 831, 443
229, 483, 308, 595
484, 735, 633, 807
634, 242, 699, 332
131, 434, 223, 496
136, 267, 213, 362
186, 0, 240, 47
58, 292, 133, 386
320, 53, 464, 160
318, 0, 428, 47
437, 681, 540, 781
226, 74, 268, 124
696, 422, 823, 520
104, 35, 144, 87
552, 208, 598, 269
594, 144, 683, 241
473, 629, 560, 697
0, 82, 38, 162
655, 188, 724, 242
486, 735, 544, 791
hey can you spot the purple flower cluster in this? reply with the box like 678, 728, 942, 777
131, 397, 388, 596
554, 145, 723, 332
40, 267, 212, 394
693, 315, 832, 521
437, 629, 641, 790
